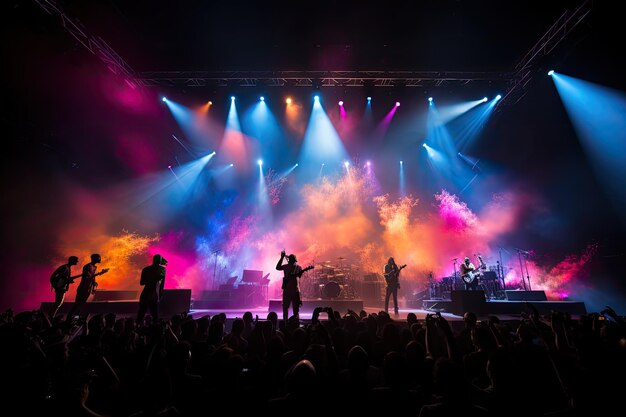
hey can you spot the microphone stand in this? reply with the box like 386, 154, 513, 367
452, 258, 458, 288
515, 248, 532, 291
498, 247, 507, 291
523, 252, 532, 291
213, 250, 221, 290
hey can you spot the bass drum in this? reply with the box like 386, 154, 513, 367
323, 281, 341, 299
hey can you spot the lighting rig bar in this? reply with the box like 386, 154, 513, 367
135, 70, 512, 88
499, 0, 593, 107
34, 0, 139, 88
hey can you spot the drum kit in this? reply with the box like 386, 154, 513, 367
428, 256, 507, 300
304, 257, 356, 299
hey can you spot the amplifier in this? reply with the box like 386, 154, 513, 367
481, 271, 498, 281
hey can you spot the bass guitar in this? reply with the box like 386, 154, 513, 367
462, 255, 486, 284
52, 272, 83, 291
281, 265, 314, 290
384, 264, 406, 289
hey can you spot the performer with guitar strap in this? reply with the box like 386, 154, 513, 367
460, 255, 485, 291
276, 250, 314, 324
66, 253, 109, 321
49, 255, 80, 319
383, 257, 406, 315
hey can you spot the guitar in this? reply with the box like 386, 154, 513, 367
462, 255, 486, 284
52, 272, 83, 291
384, 264, 406, 289
281, 265, 314, 290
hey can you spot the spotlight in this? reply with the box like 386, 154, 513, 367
167, 165, 172, 169
495, 94, 502, 100
482, 97, 488, 102
395, 101, 401, 107
367, 96, 372, 102
285, 97, 292, 104
366, 161, 371, 167
295, 163, 299, 167
230, 163, 234, 167
322, 163, 325, 166
314, 95, 320, 101
344, 161, 350, 168
422, 143, 427, 148
231, 96, 235, 101
338, 100, 344, 106
208, 101, 213, 106
260, 96, 265, 101
548, 70, 555, 76
161, 97, 167, 102
257, 159, 263, 166
400, 160, 403, 165
428, 97, 433, 102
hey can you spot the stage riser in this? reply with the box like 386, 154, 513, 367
40, 289, 192, 316
268, 299, 364, 314
505, 290, 548, 301
422, 299, 586, 316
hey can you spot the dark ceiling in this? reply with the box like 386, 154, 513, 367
13, 0, 594, 72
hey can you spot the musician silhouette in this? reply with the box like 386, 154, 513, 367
460, 256, 479, 290
66, 253, 102, 321
137, 254, 167, 324
49, 255, 79, 319
383, 257, 403, 315
276, 250, 303, 324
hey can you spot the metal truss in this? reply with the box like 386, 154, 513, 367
135, 70, 512, 88
34, 0, 139, 88
35, 0, 592, 107
499, 0, 593, 107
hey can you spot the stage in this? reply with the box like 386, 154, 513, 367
40, 289, 587, 324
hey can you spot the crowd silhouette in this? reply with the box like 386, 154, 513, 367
1, 303, 624, 416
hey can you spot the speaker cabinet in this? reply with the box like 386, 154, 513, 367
450, 290, 486, 316
505, 290, 547, 301
161, 289, 192, 315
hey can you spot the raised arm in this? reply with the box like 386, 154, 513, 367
276, 251, 285, 270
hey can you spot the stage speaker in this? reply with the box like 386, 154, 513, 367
361, 282, 382, 301
450, 290, 486, 316
505, 290, 547, 301
92, 290, 137, 301
161, 289, 192, 315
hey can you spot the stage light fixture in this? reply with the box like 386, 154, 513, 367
285, 97, 292, 104
231, 96, 235, 101
495, 94, 502, 100
314, 95, 320, 101
338, 100, 344, 106
548, 70, 555, 76
257, 159, 263, 166
395, 101, 401, 107
162, 97, 167, 102
367, 97, 372, 102
260, 96, 265, 101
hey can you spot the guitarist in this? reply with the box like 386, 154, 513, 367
49, 255, 79, 319
383, 257, 405, 315
67, 253, 104, 321
460, 256, 479, 290
276, 250, 303, 324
